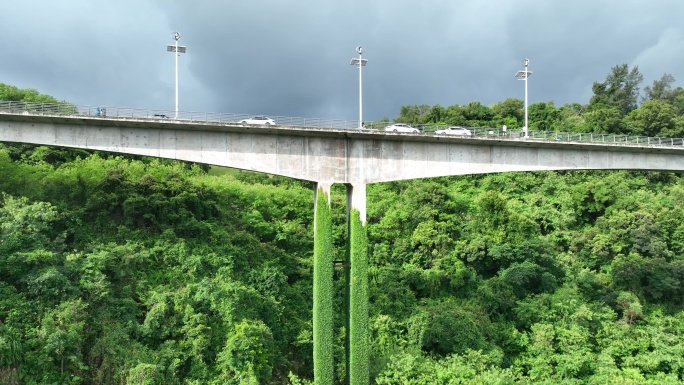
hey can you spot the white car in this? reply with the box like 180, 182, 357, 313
435, 126, 472, 136
239, 116, 275, 125
384, 123, 419, 133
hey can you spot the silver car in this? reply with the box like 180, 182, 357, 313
239, 116, 276, 125
435, 126, 472, 136
384, 123, 419, 133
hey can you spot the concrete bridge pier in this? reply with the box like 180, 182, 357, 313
345, 182, 369, 385
313, 182, 369, 385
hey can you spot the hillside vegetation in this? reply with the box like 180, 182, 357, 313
1, 65, 684, 384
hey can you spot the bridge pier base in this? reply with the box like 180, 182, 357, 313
313, 182, 369, 385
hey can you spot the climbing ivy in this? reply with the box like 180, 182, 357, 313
349, 208, 369, 385
313, 187, 334, 385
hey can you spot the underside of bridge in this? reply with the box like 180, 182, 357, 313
314, 182, 368, 385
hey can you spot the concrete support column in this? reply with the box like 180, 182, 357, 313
347, 183, 367, 225
346, 183, 369, 385
313, 182, 368, 385
313, 182, 334, 385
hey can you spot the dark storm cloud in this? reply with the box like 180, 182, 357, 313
2, 1, 683, 122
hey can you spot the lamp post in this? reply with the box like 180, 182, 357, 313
350, 46, 368, 129
515, 58, 532, 138
167, 32, 186, 119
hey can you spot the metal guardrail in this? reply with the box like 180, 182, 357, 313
0, 101, 360, 130
0, 101, 683, 147
363, 122, 684, 147
416, 126, 684, 146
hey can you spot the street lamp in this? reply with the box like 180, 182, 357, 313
167, 32, 186, 119
350, 46, 368, 129
515, 58, 532, 138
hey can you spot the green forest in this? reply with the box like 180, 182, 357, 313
1, 64, 684, 384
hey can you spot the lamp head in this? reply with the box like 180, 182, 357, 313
356, 46, 364, 55
174, 32, 181, 41
523, 58, 529, 67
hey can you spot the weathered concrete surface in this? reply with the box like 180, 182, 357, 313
2, 114, 684, 184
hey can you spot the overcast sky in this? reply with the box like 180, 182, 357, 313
2, 1, 683, 122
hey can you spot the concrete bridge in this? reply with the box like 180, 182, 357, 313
2, 110, 684, 385
2, 112, 684, 221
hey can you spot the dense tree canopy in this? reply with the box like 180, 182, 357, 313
0, 84, 64, 104
392, 65, 684, 139
590, 64, 644, 115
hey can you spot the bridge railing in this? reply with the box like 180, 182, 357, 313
363, 121, 684, 147
0, 101, 683, 147
0, 101, 361, 130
